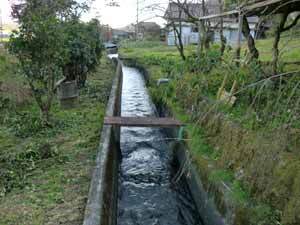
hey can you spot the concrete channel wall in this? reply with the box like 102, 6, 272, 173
164, 129, 227, 225
82, 59, 122, 225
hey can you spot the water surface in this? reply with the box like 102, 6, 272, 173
117, 67, 202, 225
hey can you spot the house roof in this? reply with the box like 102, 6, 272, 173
164, 1, 241, 24
164, 2, 202, 21
118, 24, 136, 33
163, 1, 240, 22
138, 22, 160, 29
112, 29, 130, 36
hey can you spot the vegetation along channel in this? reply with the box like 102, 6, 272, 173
1, 0, 300, 225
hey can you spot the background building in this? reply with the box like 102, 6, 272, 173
164, 1, 270, 46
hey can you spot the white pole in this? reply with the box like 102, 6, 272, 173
0, 9, 3, 44
136, 0, 139, 40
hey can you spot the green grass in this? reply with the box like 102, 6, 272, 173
242, 33, 300, 62
0, 48, 18, 80
0, 53, 114, 224
120, 40, 199, 60
121, 35, 300, 64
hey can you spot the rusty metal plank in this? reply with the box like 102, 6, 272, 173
104, 116, 183, 127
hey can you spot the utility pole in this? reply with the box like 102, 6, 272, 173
136, 0, 139, 40
0, 9, 3, 44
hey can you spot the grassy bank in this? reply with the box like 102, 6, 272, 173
0, 49, 114, 224
254, 34, 300, 63
120, 38, 300, 225
120, 36, 300, 130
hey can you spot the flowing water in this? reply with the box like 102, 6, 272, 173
117, 66, 202, 225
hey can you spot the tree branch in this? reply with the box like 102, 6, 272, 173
172, 0, 200, 23
282, 14, 300, 32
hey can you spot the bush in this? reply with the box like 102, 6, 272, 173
8, 111, 45, 138
63, 19, 103, 87
2, 106, 67, 138
8, 0, 103, 123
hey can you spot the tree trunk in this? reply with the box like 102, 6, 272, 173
201, 0, 208, 51
172, 9, 186, 61
204, 28, 211, 50
41, 106, 51, 125
272, 12, 288, 74
174, 24, 186, 60
197, 21, 202, 58
219, 0, 225, 56
242, 16, 259, 61
235, 13, 243, 66
272, 29, 280, 75
199, 21, 206, 52
30, 68, 56, 126
77, 72, 87, 88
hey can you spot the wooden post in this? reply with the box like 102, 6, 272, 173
235, 11, 243, 66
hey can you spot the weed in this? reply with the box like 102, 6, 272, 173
0, 140, 63, 196
209, 169, 234, 183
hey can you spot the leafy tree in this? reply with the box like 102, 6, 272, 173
63, 19, 103, 87
8, 0, 87, 124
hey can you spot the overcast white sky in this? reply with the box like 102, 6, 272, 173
1, 0, 12, 24
1, 0, 169, 28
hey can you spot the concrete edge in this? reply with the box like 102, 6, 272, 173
82, 59, 123, 225
173, 141, 227, 225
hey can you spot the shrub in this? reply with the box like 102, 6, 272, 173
8, 0, 103, 123
8, 0, 75, 123
63, 19, 103, 88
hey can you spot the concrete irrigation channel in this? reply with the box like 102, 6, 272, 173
82, 56, 226, 225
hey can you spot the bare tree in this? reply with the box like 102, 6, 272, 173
272, 11, 300, 74
168, 0, 186, 60
163, 0, 188, 60
175, 0, 209, 52
200, 0, 209, 50
218, 0, 226, 55
171, 8, 186, 60
173, 0, 221, 54
242, 15, 259, 61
